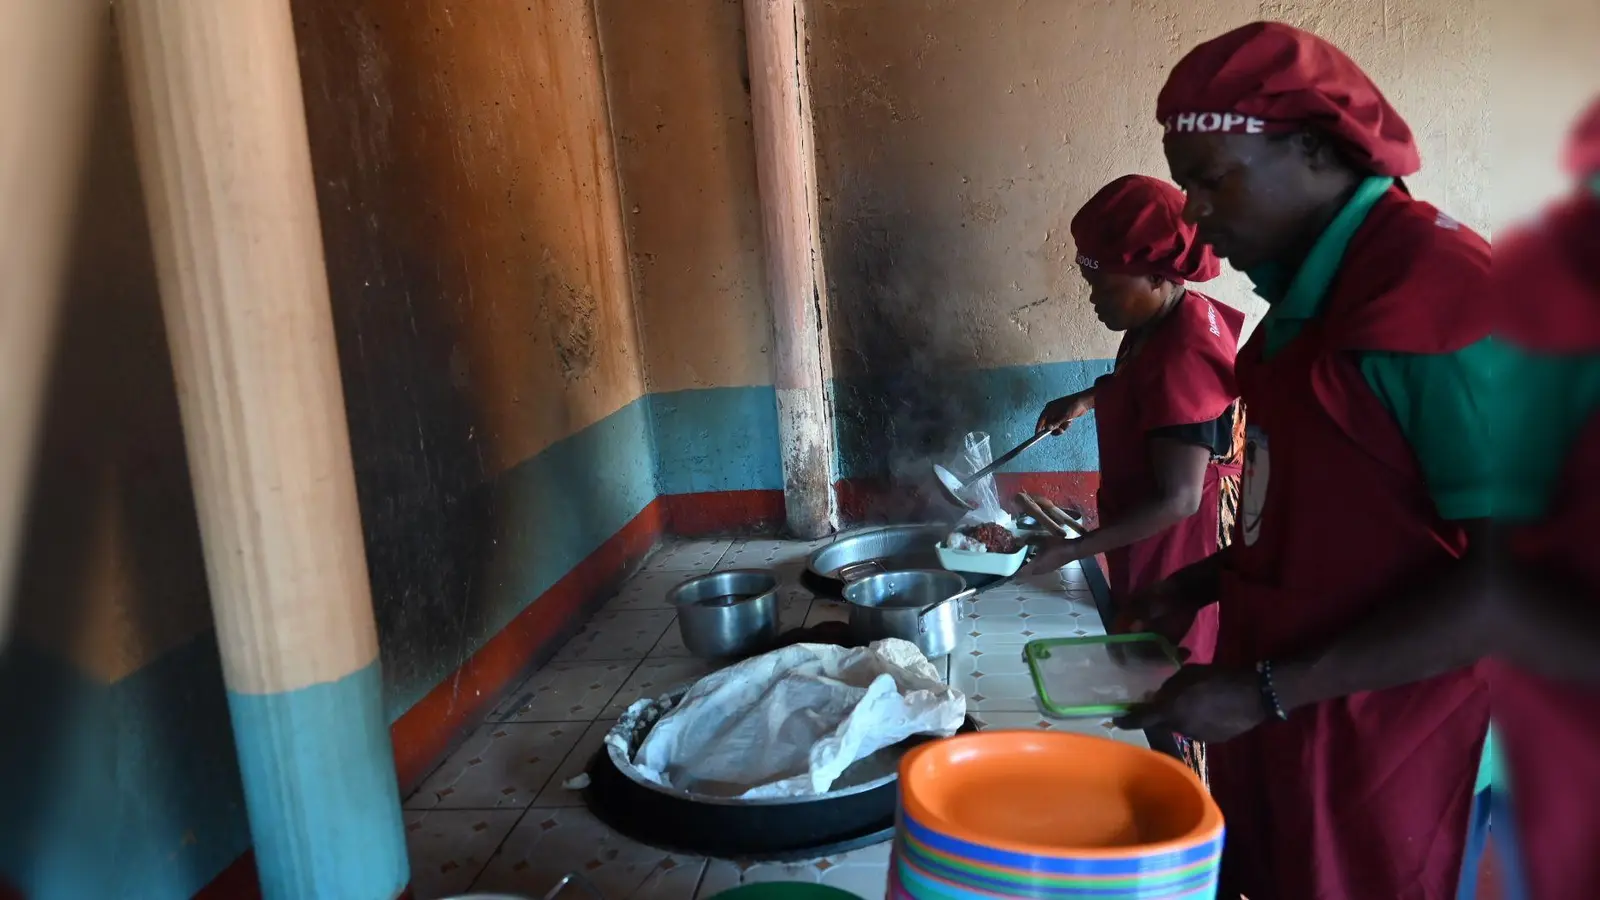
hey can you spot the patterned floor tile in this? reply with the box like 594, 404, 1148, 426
405, 808, 522, 899
950, 644, 1031, 681
533, 719, 616, 808
1016, 594, 1082, 618
647, 617, 693, 658
714, 537, 833, 572
605, 659, 720, 716
554, 609, 676, 662
967, 596, 1027, 620
479, 537, 1141, 899
605, 569, 698, 612
647, 539, 735, 572
493, 660, 637, 722
803, 599, 850, 627
696, 841, 891, 899
971, 711, 1150, 748
407, 721, 587, 810
470, 807, 708, 900
953, 670, 1042, 712
778, 590, 814, 631
1073, 614, 1108, 637
968, 612, 1079, 638
995, 562, 1093, 595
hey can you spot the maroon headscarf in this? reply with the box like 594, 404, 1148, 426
1070, 175, 1221, 284
1565, 96, 1600, 178
1156, 21, 1421, 177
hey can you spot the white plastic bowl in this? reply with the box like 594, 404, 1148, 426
935, 542, 1028, 577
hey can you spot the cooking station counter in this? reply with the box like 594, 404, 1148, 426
401, 537, 1155, 899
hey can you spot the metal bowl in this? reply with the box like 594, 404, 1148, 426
807, 524, 948, 582
668, 569, 780, 659
841, 569, 969, 658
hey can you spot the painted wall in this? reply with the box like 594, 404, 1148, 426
6, 2, 1591, 896
809, 0, 1495, 497
594, 0, 786, 502
2, 1, 673, 896
291, 0, 653, 722
0, 29, 249, 898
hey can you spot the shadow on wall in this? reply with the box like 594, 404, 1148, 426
293, 0, 649, 721
825, 204, 1043, 520
293, 0, 499, 722
0, 29, 248, 896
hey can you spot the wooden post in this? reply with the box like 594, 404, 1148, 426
745, 0, 838, 539
0, 0, 104, 643
116, 1, 408, 897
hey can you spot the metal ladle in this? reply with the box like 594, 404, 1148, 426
932, 429, 1052, 509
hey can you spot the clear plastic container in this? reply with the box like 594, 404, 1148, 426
1024, 634, 1181, 718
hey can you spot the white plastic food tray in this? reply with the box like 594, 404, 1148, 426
934, 543, 1028, 577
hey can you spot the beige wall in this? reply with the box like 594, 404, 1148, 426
810, 0, 1495, 367
1492, 0, 1600, 225
596, 0, 776, 393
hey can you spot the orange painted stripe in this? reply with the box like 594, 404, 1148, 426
198, 489, 796, 897
662, 489, 785, 537
389, 497, 667, 790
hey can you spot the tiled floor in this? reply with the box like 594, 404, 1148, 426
403, 535, 1149, 900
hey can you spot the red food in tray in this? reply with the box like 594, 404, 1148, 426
961, 522, 1020, 554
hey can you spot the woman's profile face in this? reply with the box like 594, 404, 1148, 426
1080, 267, 1168, 332
1164, 130, 1340, 271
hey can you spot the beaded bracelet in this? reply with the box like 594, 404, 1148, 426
1256, 659, 1289, 721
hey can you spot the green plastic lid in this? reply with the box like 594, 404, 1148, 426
1025, 633, 1181, 718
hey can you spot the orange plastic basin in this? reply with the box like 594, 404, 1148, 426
898, 730, 1221, 858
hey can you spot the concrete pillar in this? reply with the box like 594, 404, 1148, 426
0, 0, 103, 643
115, 2, 407, 897
745, 0, 838, 539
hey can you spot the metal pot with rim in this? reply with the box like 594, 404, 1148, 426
841, 569, 973, 659
668, 569, 781, 659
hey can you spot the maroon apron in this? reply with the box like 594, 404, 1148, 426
1095, 290, 1244, 664
1211, 189, 1492, 900
1484, 193, 1600, 900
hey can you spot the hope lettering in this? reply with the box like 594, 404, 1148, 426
1164, 112, 1268, 134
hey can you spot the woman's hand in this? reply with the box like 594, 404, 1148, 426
1036, 390, 1094, 435
1114, 575, 1206, 643
1114, 665, 1267, 744
1019, 537, 1090, 576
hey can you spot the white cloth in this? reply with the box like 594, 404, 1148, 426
614, 638, 966, 799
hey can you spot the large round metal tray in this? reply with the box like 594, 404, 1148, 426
585, 704, 980, 860
804, 524, 1020, 597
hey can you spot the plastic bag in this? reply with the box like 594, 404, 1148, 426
952, 431, 1016, 532
613, 639, 966, 799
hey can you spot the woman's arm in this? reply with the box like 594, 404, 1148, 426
1271, 519, 1494, 712
1022, 436, 1210, 572
1495, 557, 1600, 685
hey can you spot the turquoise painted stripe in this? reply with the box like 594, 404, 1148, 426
228, 661, 407, 900
834, 359, 1114, 481
0, 635, 250, 900
651, 386, 784, 494
384, 396, 659, 719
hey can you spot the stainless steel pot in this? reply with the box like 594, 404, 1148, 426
669, 569, 780, 659
842, 569, 973, 659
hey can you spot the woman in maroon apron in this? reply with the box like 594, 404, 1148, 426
1486, 98, 1600, 900
1024, 175, 1246, 782
1113, 22, 1494, 900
